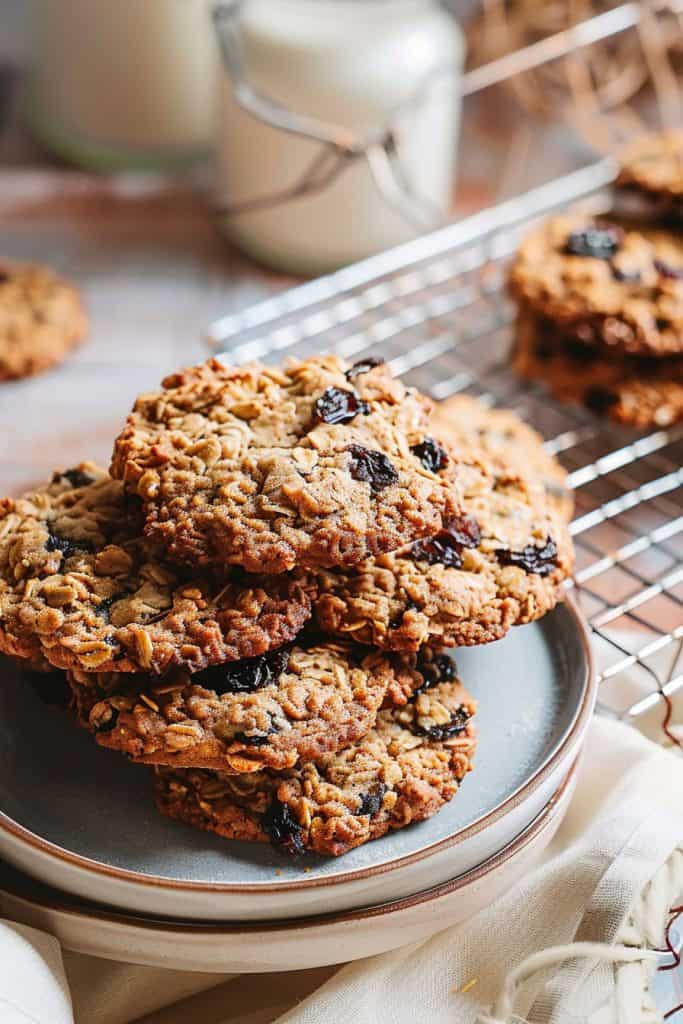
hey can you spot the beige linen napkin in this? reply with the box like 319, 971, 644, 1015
4, 715, 681, 1024
0, 921, 72, 1023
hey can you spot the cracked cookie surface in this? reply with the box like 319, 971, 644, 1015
431, 395, 572, 520
514, 308, 683, 429
67, 641, 426, 772
0, 263, 87, 381
509, 215, 683, 358
312, 457, 573, 652
0, 464, 312, 674
110, 355, 462, 574
154, 664, 477, 857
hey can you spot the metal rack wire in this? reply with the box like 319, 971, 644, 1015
208, 4, 683, 741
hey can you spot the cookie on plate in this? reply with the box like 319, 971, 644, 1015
312, 458, 573, 652
0, 464, 312, 674
67, 641, 431, 772
154, 666, 477, 857
514, 308, 683, 429
431, 394, 572, 520
110, 355, 462, 574
0, 263, 87, 381
509, 215, 683, 358
616, 131, 683, 218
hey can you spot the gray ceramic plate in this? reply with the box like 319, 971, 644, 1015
0, 760, 579, 971
0, 600, 595, 921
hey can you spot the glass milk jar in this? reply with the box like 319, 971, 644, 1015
215, 0, 464, 274
28, 0, 219, 170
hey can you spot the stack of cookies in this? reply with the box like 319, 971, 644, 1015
511, 131, 683, 429
0, 355, 573, 857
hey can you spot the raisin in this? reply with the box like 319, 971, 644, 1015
611, 264, 642, 283
654, 259, 683, 280
534, 337, 555, 362
420, 652, 458, 685
410, 535, 463, 567
410, 706, 471, 741
53, 468, 95, 489
410, 652, 458, 698
45, 529, 93, 561
30, 672, 72, 709
232, 731, 273, 747
95, 592, 127, 623
440, 515, 480, 549
314, 387, 369, 425
496, 537, 558, 576
194, 647, 291, 696
347, 445, 399, 491
95, 705, 119, 734
563, 338, 598, 364
356, 784, 387, 817
565, 225, 622, 260
410, 437, 449, 473
409, 514, 481, 568
345, 357, 384, 380
389, 599, 418, 630
263, 799, 305, 856
585, 387, 619, 415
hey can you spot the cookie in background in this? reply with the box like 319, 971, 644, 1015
0, 263, 87, 381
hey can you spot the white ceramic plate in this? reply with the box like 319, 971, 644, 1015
0, 757, 578, 972
0, 599, 594, 921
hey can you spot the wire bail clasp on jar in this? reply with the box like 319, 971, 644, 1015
212, 0, 459, 235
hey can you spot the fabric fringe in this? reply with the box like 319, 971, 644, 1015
476, 846, 683, 1024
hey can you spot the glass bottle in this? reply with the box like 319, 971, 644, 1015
215, 0, 464, 274
28, 0, 219, 171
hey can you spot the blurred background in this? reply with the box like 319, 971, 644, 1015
0, 0, 680, 463
1, 2, 679, 241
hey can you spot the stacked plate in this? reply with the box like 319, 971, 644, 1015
0, 599, 594, 972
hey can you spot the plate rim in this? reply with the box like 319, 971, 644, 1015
0, 755, 579, 934
0, 595, 595, 896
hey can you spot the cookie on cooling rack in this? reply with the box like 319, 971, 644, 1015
616, 131, 683, 220
109, 355, 462, 575
67, 641, 431, 773
154, 664, 477, 857
0, 464, 312, 673
0, 262, 87, 381
513, 308, 683, 429
312, 456, 574, 653
509, 214, 683, 358
431, 394, 572, 520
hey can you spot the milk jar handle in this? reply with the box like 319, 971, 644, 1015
212, 0, 452, 231
212, 2, 359, 150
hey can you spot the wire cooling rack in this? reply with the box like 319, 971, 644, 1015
208, 2, 683, 744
